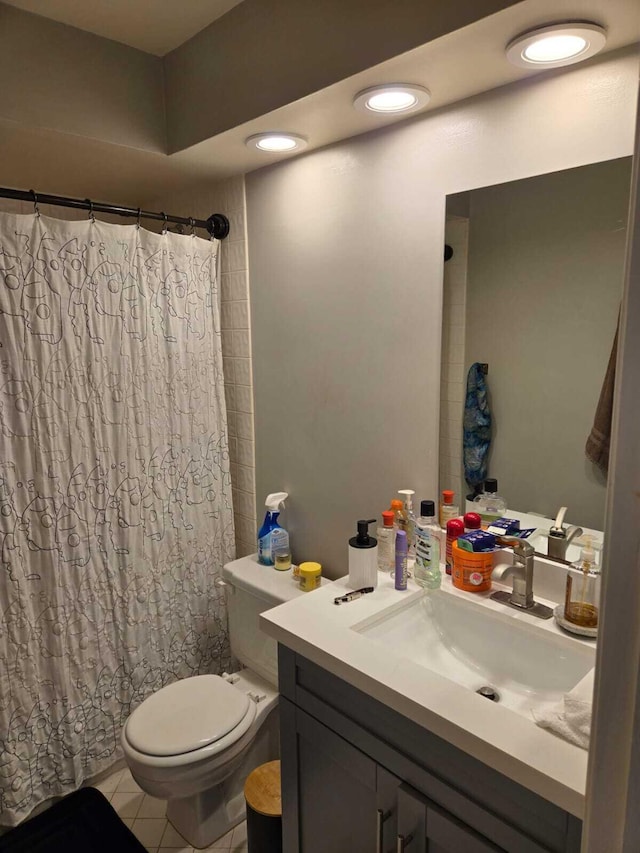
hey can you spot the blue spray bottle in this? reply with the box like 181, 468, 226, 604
257, 492, 289, 566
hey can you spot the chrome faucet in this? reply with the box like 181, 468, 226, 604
491, 539, 553, 619
547, 506, 583, 561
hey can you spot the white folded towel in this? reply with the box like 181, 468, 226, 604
532, 668, 595, 750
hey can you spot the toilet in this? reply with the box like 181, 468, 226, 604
121, 555, 305, 849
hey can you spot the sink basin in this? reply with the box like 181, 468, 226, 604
356, 591, 595, 719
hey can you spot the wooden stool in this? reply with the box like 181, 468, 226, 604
244, 760, 282, 853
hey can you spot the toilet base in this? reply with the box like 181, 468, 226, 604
166, 704, 279, 849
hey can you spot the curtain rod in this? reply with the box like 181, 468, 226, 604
0, 186, 231, 239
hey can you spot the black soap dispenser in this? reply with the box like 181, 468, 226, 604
348, 519, 378, 590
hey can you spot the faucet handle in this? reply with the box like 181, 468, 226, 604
551, 505, 568, 536
512, 539, 534, 560
495, 536, 534, 567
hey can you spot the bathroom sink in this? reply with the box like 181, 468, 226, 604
355, 590, 595, 720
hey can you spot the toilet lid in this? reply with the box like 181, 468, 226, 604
125, 675, 251, 757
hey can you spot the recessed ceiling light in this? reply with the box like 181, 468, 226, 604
245, 133, 308, 153
506, 22, 606, 69
353, 84, 431, 115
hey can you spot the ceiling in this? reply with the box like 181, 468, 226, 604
188, 0, 639, 175
1, 0, 245, 54
0, 0, 637, 207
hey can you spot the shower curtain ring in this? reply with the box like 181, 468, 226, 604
161, 212, 168, 235
30, 190, 40, 217
136, 208, 142, 230
87, 199, 95, 223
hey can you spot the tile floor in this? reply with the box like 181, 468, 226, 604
93, 766, 247, 853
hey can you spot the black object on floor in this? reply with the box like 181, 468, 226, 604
0, 787, 147, 853
244, 760, 282, 853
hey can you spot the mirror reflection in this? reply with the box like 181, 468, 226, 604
439, 158, 631, 546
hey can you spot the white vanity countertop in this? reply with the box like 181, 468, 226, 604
261, 568, 593, 819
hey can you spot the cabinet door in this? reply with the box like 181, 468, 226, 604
377, 766, 403, 853
287, 704, 400, 853
397, 785, 505, 853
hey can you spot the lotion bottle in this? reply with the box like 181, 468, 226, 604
377, 510, 395, 571
564, 539, 600, 629
440, 490, 459, 528
348, 519, 378, 590
398, 489, 416, 556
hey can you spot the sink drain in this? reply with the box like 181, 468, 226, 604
476, 686, 500, 702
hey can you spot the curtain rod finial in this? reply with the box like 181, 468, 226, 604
207, 213, 230, 240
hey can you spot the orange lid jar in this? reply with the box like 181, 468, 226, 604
451, 542, 493, 593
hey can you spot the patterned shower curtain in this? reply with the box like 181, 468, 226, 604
0, 213, 235, 826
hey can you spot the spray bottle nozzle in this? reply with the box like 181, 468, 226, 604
265, 492, 288, 511
356, 519, 377, 546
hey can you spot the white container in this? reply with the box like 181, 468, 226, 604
348, 519, 378, 589
348, 542, 379, 589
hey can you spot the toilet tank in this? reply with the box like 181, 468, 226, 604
222, 555, 309, 686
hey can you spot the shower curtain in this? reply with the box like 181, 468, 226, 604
0, 213, 235, 826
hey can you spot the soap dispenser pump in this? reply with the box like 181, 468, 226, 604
348, 519, 378, 590
564, 538, 600, 630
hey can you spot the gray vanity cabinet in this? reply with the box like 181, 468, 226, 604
278, 646, 582, 853
285, 702, 503, 853
288, 698, 400, 851
396, 785, 504, 852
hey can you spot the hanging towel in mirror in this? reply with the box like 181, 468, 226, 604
585, 319, 619, 474
463, 363, 492, 490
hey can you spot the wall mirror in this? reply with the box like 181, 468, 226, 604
439, 157, 632, 552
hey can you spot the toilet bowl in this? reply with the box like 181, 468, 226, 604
122, 668, 279, 847
121, 555, 310, 849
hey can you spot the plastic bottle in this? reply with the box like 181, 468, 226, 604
348, 519, 378, 590
564, 538, 600, 628
377, 510, 395, 571
439, 490, 459, 528
391, 499, 407, 533
473, 479, 507, 528
398, 490, 416, 556
394, 529, 408, 591
463, 512, 482, 533
414, 500, 441, 590
389, 499, 407, 577
445, 518, 465, 576
257, 492, 289, 566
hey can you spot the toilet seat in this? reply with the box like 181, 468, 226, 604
124, 675, 257, 762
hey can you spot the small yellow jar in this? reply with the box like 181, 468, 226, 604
298, 561, 322, 591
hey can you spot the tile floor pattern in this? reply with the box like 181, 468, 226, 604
93, 767, 248, 853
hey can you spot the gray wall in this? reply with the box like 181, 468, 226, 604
246, 49, 639, 578
0, 3, 165, 152
464, 160, 631, 530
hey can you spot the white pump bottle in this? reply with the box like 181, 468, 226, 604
348, 519, 378, 589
